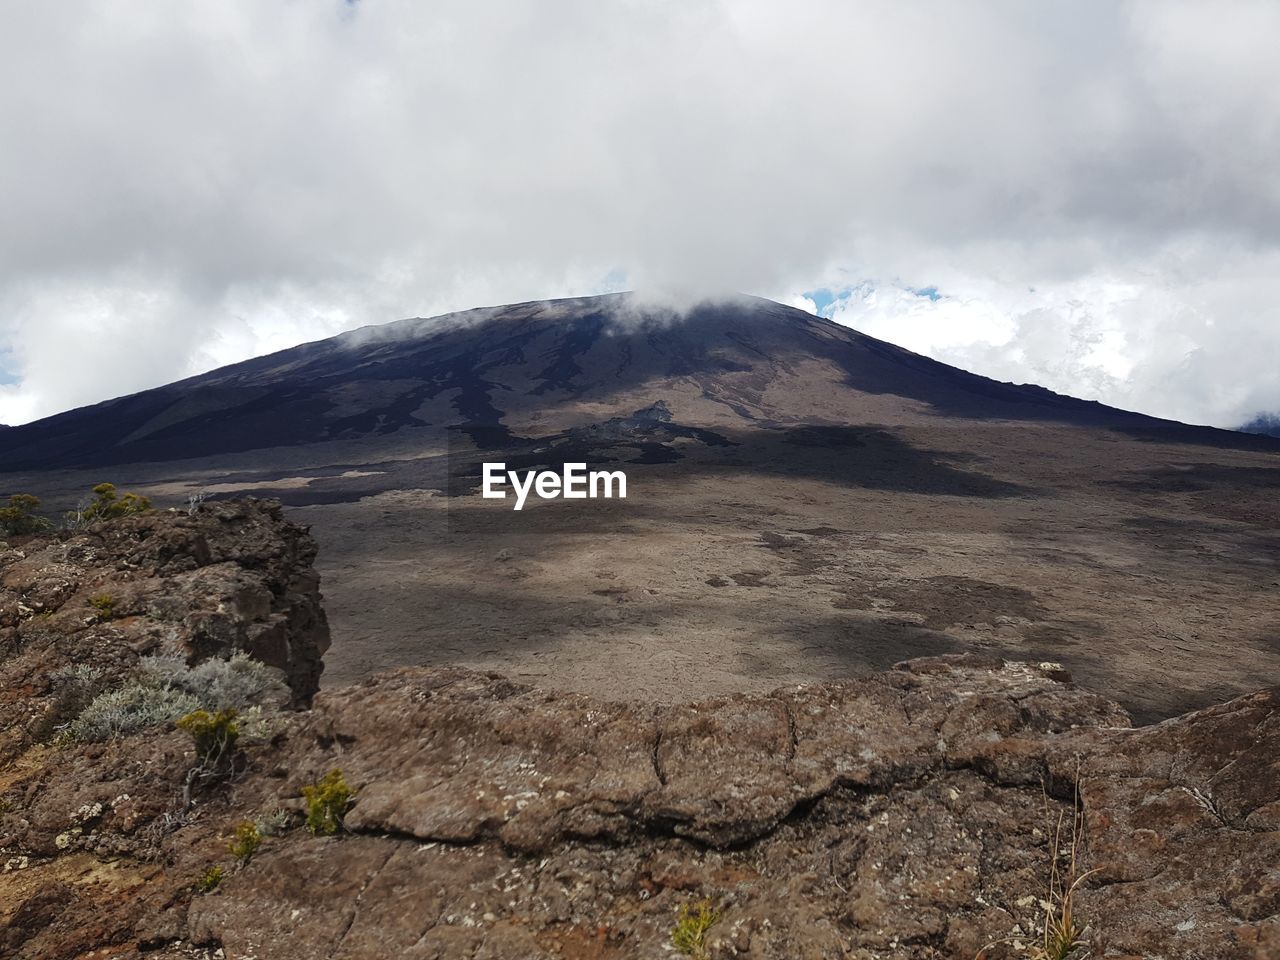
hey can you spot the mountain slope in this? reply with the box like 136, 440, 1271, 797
0, 293, 1230, 471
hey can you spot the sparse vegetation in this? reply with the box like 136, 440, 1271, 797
185, 489, 207, 515
63, 652, 278, 743
255, 808, 292, 837
1026, 802, 1096, 960
141, 652, 277, 710
195, 864, 224, 893
65, 682, 202, 742
302, 768, 354, 836
32, 664, 106, 741
53, 663, 105, 686
88, 593, 116, 620
978, 780, 1096, 960
82, 482, 151, 523
177, 708, 240, 765
672, 898, 721, 959
0, 493, 51, 536
228, 820, 262, 864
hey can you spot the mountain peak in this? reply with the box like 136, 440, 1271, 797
0, 293, 1199, 471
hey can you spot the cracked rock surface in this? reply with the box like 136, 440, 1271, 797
1, 505, 1277, 959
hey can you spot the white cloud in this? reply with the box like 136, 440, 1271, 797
784, 294, 818, 316
1, 1, 1278, 427
815, 243, 1280, 427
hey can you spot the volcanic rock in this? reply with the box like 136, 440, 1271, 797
0, 506, 1276, 959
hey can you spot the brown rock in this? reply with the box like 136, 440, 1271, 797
1, 503, 1277, 959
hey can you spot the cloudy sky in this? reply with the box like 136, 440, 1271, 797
2, 1, 1278, 428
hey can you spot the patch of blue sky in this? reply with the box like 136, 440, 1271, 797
804, 282, 943, 318
801, 282, 868, 317
801, 288, 840, 317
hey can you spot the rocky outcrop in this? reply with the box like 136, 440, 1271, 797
288, 657, 1127, 852
0, 504, 1276, 959
179, 662, 1275, 960
0, 499, 330, 762
4, 663, 1277, 959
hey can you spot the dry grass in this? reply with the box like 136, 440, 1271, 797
1031, 802, 1096, 960
979, 777, 1098, 960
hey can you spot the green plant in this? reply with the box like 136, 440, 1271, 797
82, 483, 151, 523
0, 494, 51, 536
302, 769, 354, 836
88, 593, 116, 621
672, 898, 722, 959
65, 682, 201, 742
33, 664, 106, 742
228, 819, 261, 864
255, 808, 292, 837
60, 653, 282, 745
177, 708, 240, 765
195, 864, 224, 893
141, 652, 279, 710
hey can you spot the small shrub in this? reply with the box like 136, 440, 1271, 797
302, 769, 354, 836
228, 820, 261, 864
185, 653, 277, 709
82, 483, 151, 523
139, 652, 278, 710
52, 663, 104, 686
60, 654, 280, 745
672, 898, 722, 959
88, 593, 116, 621
0, 494, 51, 536
61, 503, 87, 530
65, 682, 201, 742
255, 808, 292, 837
195, 864, 224, 893
234, 704, 281, 741
32, 664, 107, 741
135, 653, 191, 689
177, 708, 240, 765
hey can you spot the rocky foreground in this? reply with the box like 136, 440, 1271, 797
0, 503, 1276, 959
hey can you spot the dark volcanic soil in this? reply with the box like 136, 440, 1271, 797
293, 419, 1278, 724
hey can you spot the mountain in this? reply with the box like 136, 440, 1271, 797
0, 293, 1252, 471
1, 293, 1278, 724
1241, 412, 1280, 438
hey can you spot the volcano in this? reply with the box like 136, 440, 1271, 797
0, 293, 1240, 469
2, 293, 1278, 721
